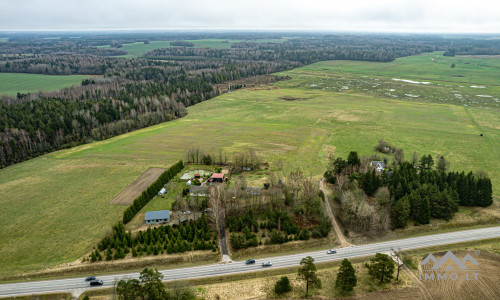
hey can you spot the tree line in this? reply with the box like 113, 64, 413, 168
88, 214, 217, 262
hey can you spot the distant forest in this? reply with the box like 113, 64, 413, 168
1, 32, 499, 167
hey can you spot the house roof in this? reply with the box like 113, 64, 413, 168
211, 173, 225, 179
145, 210, 170, 221
370, 161, 385, 168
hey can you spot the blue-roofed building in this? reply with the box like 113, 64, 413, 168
145, 210, 170, 224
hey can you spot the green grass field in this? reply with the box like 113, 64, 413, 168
0, 73, 89, 96
98, 39, 288, 58
296, 51, 500, 85
0, 53, 498, 277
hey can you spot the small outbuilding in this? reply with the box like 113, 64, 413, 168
158, 188, 167, 196
145, 210, 170, 224
210, 173, 226, 183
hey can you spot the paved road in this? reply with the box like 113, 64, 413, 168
1, 226, 498, 298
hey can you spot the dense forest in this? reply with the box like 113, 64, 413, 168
324, 150, 493, 234
1, 33, 499, 168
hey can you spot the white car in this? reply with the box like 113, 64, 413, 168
183, 211, 191, 215
262, 262, 272, 267
327, 249, 337, 254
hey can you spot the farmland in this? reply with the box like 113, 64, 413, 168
109, 167, 166, 205
98, 38, 288, 58
0, 53, 499, 277
0, 73, 89, 96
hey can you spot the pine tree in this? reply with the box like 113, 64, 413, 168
366, 253, 395, 284
274, 276, 292, 295
392, 196, 410, 228
335, 259, 357, 295
415, 196, 430, 225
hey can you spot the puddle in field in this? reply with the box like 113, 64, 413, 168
392, 78, 431, 84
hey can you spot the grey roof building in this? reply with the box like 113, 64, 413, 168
145, 210, 170, 224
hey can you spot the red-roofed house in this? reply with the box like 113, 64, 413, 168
210, 173, 226, 183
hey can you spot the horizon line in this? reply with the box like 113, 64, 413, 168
0, 28, 499, 35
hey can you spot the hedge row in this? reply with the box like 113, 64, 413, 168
123, 160, 184, 224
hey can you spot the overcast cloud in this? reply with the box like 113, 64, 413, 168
1, 0, 499, 33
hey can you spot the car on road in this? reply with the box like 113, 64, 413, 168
84, 276, 96, 281
327, 249, 337, 254
89, 279, 104, 286
262, 262, 272, 267
245, 259, 255, 264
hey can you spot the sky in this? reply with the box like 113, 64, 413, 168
1, 0, 500, 33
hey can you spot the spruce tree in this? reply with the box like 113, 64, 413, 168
335, 259, 357, 295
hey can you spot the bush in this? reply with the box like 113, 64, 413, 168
274, 276, 292, 295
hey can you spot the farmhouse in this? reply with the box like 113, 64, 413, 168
209, 173, 226, 183
145, 210, 170, 224
246, 186, 261, 195
190, 185, 208, 197
370, 161, 386, 172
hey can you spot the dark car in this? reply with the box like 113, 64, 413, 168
89, 279, 104, 286
245, 259, 256, 264
85, 276, 96, 281
180, 218, 188, 224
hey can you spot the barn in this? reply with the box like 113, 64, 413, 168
145, 210, 170, 224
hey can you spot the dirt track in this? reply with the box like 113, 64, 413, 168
319, 179, 351, 247
109, 167, 165, 205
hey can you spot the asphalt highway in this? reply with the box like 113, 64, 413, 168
0, 226, 498, 298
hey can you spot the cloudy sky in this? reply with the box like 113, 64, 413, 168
1, 0, 499, 33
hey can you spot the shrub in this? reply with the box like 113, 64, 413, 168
274, 276, 292, 295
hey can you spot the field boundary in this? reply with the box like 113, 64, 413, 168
109, 167, 165, 205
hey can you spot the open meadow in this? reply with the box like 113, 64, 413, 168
0, 53, 499, 277
0, 73, 89, 96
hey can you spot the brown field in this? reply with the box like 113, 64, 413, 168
418, 250, 500, 300
109, 167, 165, 205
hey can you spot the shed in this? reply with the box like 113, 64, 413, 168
210, 173, 226, 183
145, 210, 170, 224
158, 188, 166, 196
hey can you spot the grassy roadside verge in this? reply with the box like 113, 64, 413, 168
0, 251, 219, 284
